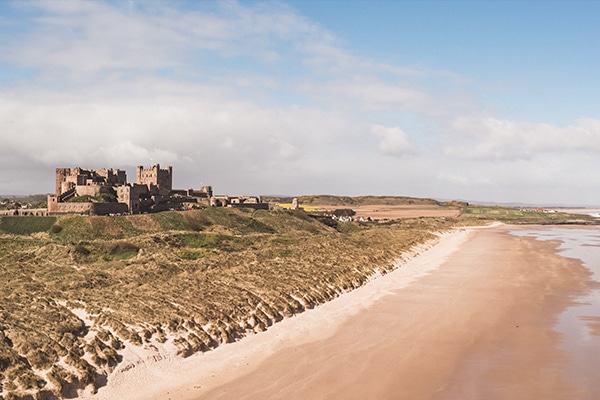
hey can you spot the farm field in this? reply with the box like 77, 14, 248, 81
312, 204, 461, 220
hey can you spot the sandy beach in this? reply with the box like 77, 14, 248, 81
93, 225, 597, 400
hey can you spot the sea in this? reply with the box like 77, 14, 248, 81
510, 227, 600, 392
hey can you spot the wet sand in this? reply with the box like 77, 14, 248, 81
197, 226, 594, 400
94, 225, 596, 400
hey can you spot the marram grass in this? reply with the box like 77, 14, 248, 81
1, 205, 587, 398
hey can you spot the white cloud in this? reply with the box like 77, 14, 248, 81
1, 0, 334, 81
0, 1, 599, 205
371, 124, 414, 157
444, 116, 600, 161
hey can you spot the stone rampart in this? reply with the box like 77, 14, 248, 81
47, 196, 128, 216
47, 199, 92, 214
90, 202, 129, 216
0, 208, 49, 216
75, 185, 103, 197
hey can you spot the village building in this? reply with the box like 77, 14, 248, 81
210, 195, 268, 210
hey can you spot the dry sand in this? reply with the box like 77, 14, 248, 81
92, 225, 596, 400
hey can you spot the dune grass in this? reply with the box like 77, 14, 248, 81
0, 208, 458, 398
0, 204, 592, 398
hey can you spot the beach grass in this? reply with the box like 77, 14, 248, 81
0, 202, 593, 399
0, 207, 457, 398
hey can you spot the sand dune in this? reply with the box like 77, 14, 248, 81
91, 225, 596, 400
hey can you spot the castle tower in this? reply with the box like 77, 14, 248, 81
55, 168, 71, 196
199, 185, 213, 197
136, 164, 173, 191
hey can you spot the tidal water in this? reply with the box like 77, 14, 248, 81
510, 227, 600, 393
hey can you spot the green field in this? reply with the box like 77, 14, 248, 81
0, 216, 57, 235
460, 206, 594, 223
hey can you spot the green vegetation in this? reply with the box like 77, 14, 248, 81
0, 202, 595, 399
67, 193, 116, 203
0, 216, 57, 235
459, 206, 596, 224
109, 242, 140, 260
0, 208, 455, 398
266, 194, 441, 207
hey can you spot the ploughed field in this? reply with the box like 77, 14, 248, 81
271, 195, 593, 223
0, 207, 456, 399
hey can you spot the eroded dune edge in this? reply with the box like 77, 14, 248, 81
93, 228, 476, 400
1, 209, 459, 400
192, 225, 595, 400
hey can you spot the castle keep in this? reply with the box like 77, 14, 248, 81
136, 165, 172, 192
47, 164, 267, 215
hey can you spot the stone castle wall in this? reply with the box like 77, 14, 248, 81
47, 196, 93, 214
0, 208, 48, 216
75, 185, 113, 197
90, 202, 129, 216
47, 195, 128, 215
136, 164, 172, 191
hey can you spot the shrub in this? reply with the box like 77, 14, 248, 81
109, 242, 139, 260
96, 193, 117, 202
246, 218, 274, 233
178, 250, 205, 260
16, 368, 46, 390
333, 208, 356, 217
73, 245, 90, 256
47, 364, 74, 395
26, 349, 53, 370
176, 233, 221, 249
68, 195, 93, 203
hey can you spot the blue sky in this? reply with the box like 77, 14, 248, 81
1, 0, 599, 205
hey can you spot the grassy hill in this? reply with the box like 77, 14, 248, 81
0, 207, 456, 399
264, 194, 442, 207
458, 206, 597, 224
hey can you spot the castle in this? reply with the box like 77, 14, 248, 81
47, 164, 267, 215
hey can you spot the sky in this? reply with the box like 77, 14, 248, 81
1, 0, 600, 206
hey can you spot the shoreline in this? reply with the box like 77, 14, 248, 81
91, 227, 475, 400
92, 224, 596, 399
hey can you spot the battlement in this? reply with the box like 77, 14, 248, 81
136, 164, 172, 191
55, 167, 127, 197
